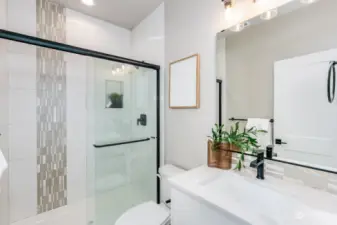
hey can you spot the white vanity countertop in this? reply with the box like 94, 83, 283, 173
169, 165, 337, 225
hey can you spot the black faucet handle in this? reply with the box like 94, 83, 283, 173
256, 150, 265, 161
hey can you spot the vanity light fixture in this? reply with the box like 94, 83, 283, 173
81, 0, 95, 6
260, 8, 278, 20
300, 0, 319, 4
222, 0, 235, 9
230, 22, 249, 32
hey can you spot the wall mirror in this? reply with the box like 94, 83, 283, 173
217, 0, 337, 171
169, 54, 200, 109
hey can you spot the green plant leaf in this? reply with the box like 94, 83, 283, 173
209, 122, 264, 171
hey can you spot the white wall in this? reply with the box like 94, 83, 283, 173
164, 0, 224, 169
164, 0, 292, 169
0, 0, 6, 29
0, 3, 9, 223
8, 43, 37, 224
131, 3, 165, 65
5, 0, 37, 222
0, 41, 10, 225
7, 0, 36, 36
66, 9, 131, 57
0, 2, 133, 225
131, 3, 165, 167
65, 53, 87, 225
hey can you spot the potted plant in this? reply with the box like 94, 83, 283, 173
109, 93, 123, 108
208, 122, 266, 170
208, 124, 236, 169
224, 123, 265, 171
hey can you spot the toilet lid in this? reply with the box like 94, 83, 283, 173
115, 201, 169, 225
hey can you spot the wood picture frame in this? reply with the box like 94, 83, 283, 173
169, 54, 200, 109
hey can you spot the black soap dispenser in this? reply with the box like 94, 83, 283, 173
266, 145, 273, 159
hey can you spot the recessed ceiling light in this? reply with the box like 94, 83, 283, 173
260, 9, 278, 20
300, 0, 318, 4
222, 0, 235, 9
82, 0, 95, 6
230, 22, 249, 32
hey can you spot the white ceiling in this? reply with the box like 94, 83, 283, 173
59, 0, 164, 29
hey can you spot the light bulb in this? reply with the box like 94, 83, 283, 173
300, 0, 318, 4
223, 0, 235, 9
260, 9, 278, 20
230, 22, 249, 32
82, 0, 95, 6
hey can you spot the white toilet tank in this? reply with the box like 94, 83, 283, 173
159, 164, 185, 202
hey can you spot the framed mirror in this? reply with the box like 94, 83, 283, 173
217, 0, 337, 171
169, 54, 200, 109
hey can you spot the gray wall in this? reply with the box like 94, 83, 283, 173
226, 0, 337, 119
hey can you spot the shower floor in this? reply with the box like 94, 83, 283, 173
10, 200, 87, 225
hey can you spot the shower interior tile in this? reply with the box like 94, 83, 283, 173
0, 43, 9, 125
10, 205, 52, 225
8, 53, 36, 90
8, 89, 36, 161
0, 124, 9, 160
9, 159, 37, 223
0, 169, 9, 225
9, 89, 36, 125
7, 0, 36, 36
0, 90, 9, 125
67, 129, 86, 204
7, 41, 36, 55
9, 124, 37, 161
0, 0, 6, 30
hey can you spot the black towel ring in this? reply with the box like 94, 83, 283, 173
328, 61, 336, 103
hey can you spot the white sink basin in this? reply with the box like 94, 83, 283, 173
169, 166, 337, 225
203, 171, 337, 225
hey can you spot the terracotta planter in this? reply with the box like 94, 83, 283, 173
207, 140, 235, 170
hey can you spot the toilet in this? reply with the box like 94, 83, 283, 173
115, 164, 185, 225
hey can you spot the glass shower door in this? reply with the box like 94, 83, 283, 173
91, 59, 158, 225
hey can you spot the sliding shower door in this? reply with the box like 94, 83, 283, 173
90, 59, 158, 225
0, 30, 159, 225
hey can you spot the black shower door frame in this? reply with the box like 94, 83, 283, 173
0, 29, 161, 204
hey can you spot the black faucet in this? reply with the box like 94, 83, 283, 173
250, 151, 265, 180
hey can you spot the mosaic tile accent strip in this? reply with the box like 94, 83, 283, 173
36, 0, 66, 42
36, 0, 67, 214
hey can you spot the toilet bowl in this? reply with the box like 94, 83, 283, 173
115, 164, 185, 225
115, 201, 170, 225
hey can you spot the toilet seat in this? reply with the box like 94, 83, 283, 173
115, 201, 170, 225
